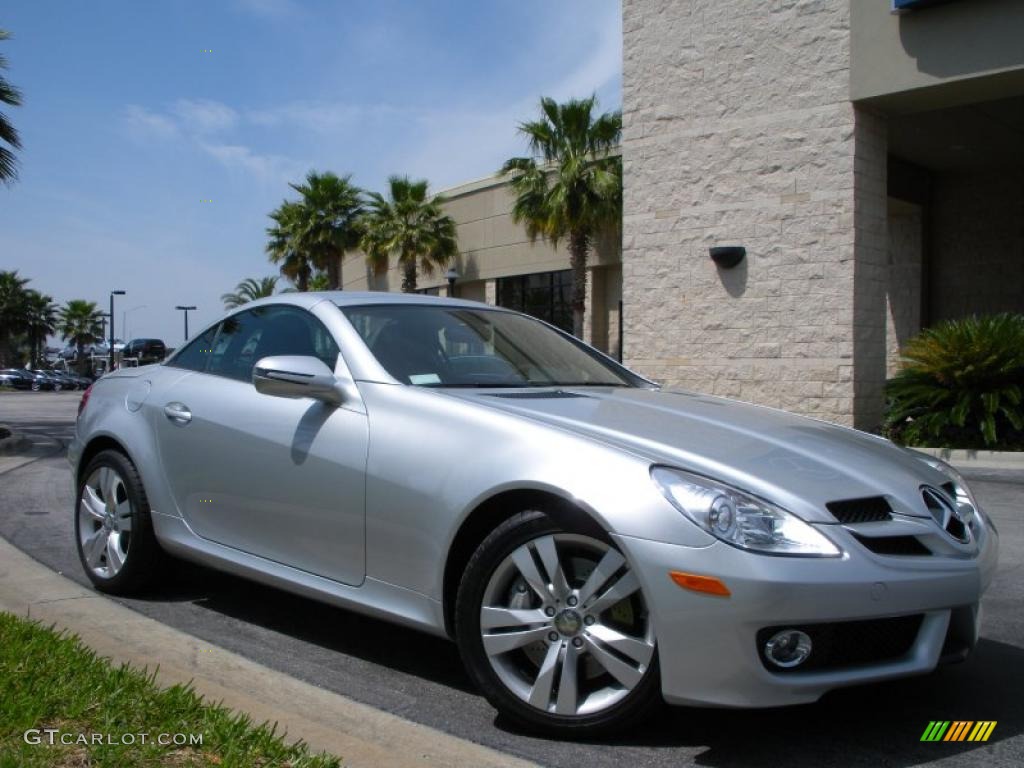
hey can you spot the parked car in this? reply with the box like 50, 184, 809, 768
0, 368, 36, 390
69, 293, 999, 735
121, 338, 166, 364
2, 368, 52, 391
52, 371, 87, 390
32, 369, 71, 391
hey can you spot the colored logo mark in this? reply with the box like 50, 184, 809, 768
921, 721, 997, 742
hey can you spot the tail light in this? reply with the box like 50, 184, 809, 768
78, 384, 93, 419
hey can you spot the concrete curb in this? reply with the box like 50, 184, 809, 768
0, 537, 537, 768
913, 447, 1024, 471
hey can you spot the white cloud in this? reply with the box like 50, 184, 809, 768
199, 142, 302, 184
123, 105, 179, 141
173, 99, 239, 134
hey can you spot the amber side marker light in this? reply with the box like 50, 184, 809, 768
669, 571, 731, 597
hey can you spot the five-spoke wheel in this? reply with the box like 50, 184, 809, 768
74, 449, 163, 594
457, 511, 659, 734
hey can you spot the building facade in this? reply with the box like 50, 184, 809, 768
346, 0, 1022, 429
341, 174, 625, 359
621, 0, 1023, 428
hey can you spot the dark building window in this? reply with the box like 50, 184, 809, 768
415, 286, 440, 296
497, 270, 573, 333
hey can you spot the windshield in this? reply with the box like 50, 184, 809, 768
341, 304, 641, 388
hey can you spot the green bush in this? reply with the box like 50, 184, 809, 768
884, 313, 1024, 450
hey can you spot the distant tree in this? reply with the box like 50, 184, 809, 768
221, 276, 281, 309
266, 201, 312, 291
287, 172, 364, 290
360, 175, 458, 293
307, 272, 331, 291
500, 95, 622, 338
0, 29, 21, 183
24, 290, 57, 367
0, 270, 29, 365
58, 300, 104, 371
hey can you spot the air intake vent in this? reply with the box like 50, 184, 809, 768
853, 534, 931, 556
826, 497, 893, 524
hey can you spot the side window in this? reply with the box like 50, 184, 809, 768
207, 305, 340, 383
165, 325, 219, 372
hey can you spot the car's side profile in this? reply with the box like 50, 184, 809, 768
69, 292, 998, 735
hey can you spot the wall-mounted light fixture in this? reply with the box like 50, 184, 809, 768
709, 246, 746, 269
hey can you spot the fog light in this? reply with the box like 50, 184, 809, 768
764, 629, 812, 668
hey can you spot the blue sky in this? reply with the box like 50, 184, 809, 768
1, 0, 622, 347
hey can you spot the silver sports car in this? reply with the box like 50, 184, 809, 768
69, 292, 999, 735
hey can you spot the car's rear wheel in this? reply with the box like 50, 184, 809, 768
455, 511, 660, 736
30, 381, 40, 391
75, 449, 163, 594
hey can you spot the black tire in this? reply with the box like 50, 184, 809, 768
30, 381, 40, 391
455, 510, 661, 737
74, 449, 164, 594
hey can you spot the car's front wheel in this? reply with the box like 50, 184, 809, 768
75, 449, 163, 594
455, 511, 660, 736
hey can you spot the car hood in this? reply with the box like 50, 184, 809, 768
445, 387, 948, 523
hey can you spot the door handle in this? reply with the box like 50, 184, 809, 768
163, 402, 192, 425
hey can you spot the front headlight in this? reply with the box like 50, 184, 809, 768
650, 466, 841, 557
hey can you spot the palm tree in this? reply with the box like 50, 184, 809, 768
266, 201, 312, 291
360, 176, 458, 293
0, 29, 22, 183
221, 276, 281, 309
0, 270, 29, 365
24, 290, 57, 367
288, 172, 364, 290
308, 272, 331, 291
58, 300, 104, 371
500, 95, 622, 338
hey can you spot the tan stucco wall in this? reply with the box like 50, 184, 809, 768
339, 173, 622, 347
851, 0, 1024, 110
340, 174, 620, 293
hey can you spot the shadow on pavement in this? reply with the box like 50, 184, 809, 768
137, 559, 475, 694
140, 560, 1021, 763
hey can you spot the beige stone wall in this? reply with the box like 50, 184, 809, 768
929, 169, 1024, 322
886, 200, 923, 378
622, 0, 889, 427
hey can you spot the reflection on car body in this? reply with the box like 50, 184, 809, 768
68, 292, 998, 735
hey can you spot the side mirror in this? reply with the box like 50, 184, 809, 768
252, 355, 343, 404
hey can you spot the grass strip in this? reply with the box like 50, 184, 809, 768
0, 611, 342, 767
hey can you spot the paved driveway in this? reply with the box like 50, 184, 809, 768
1, 391, 1021, 767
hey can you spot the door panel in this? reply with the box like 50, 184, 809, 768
151, 305, 367, 586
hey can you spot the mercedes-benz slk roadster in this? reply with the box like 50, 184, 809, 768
69, 292, 999, 735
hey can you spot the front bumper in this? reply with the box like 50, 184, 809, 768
614, 518, 998, 708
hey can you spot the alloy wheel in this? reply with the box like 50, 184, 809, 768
77, 466, 133, 579
479, 533, 655, 717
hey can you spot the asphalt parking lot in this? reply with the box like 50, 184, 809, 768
1, 391, 1022, 767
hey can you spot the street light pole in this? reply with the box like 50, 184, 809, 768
109, 290, 125, 372
175, 306, 197, 341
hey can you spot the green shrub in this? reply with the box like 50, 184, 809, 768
884, 313, 1024, 450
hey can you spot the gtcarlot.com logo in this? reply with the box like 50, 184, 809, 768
921, 721, 997, 742
24, 729, 203, 747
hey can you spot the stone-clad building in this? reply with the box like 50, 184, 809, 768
620, 0, 1023, 428
348, 0, 1023, 429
